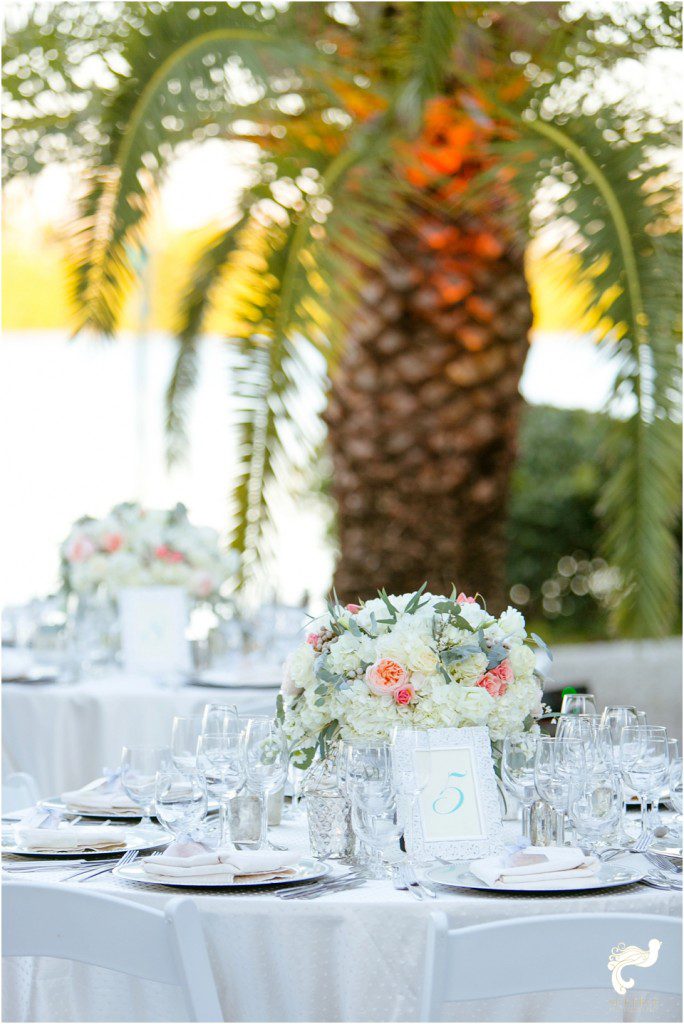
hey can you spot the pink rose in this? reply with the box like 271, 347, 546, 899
394, 683, 416, 706
102, 532, 123, 553
346, 603, 361, 613
155, 545, 184, 564
365, 658, 408, 696
476, 658, 513, 698
65, 534, 96, 563
456, 592, 477, 604
306, 632, 321, 647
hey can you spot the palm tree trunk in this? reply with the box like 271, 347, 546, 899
325, 213, 532, 611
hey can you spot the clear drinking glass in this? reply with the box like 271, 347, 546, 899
560, 693, 597, 716
121, 745, 172, 832
534, 736, 580, 845
171, 715, 203, 770
154, 768, 208, 837
502, 734, 538, 838
568, 767, 621, 853
201, 703, 238, 734
669, 757, 683, 839
619, 726, 670, 836
351, 780, 403, 879
197, 720, 245, 847
243, 718, 288, 849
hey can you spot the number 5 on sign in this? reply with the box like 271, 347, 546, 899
415, 747, 485, 841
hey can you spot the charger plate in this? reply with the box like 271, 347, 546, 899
114, 856, 331, 889
426, 860, 647, 894
40, 797, 219, 821
2, 833, 169, 860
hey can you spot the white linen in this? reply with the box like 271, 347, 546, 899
13, 823, 129, 852
61, 779, 139, 814
2, 667, 279, 794
141, 842, 300, 883
2, 818, 680, 1023
470, 845, 599, 888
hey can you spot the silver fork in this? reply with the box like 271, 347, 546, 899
402, 862, 436, 899
393, 864, 422, 900
62, 849, 138, 883
644, 851, 682, 875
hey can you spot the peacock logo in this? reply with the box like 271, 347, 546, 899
607, 940, 662, 995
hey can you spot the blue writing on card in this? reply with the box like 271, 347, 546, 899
432, 770, 467, 815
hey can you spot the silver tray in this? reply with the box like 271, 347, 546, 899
115, 856, 331, 889
426, 859, 647, 894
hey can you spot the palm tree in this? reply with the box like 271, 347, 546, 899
3, 2, 681, 634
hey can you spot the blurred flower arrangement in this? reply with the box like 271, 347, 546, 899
60, 502, 236, 603
279, 587, 548, 767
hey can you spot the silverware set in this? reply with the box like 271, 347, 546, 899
392, 863, 436, 900
598, 827, 682, 890
276, 870, 366, 900
2, 849, 139, 883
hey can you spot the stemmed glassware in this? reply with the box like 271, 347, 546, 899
568, 765, 621, 853
154, 767, 208, 838
619, 726, 670, 837
669, 756, 683, 839
501, 733, 538, 839
560, 693, 597, 716
197, 714, 245, 847
171, 715, 203, 770
243, 717, 288, 850
201, 703, 238, 734
534, 736, 585, 845
121, 745, 172, 833
351, 780, 403, 879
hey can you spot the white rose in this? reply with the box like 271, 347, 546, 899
509, 644, 536, 680
498, 606, 527, 641
457, 602, 489, 630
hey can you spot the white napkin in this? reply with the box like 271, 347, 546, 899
14, 823, 130, 852
141, 839, 300, 883
61, 778, 139, 813
470, 845, 599, 889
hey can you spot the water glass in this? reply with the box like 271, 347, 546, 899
197, 721, 245, 847
201, 703, 238, 735
243, 718, 287, 849
154, 768, 208, 837
560, 693, 597, 716
121, 745, 172, 832
568, 767, 621, 852
619, 726, 670, 836
351, 780, 403, 879
501, 733, 538, 838
171, 715, 203, 770
669, 757, 682, 839
534, 736, 578, 844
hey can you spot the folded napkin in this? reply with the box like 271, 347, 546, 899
61, 769, 139, 813
14, 823, 130, 853
470, 845, 599, 889
141, 838, 300, 884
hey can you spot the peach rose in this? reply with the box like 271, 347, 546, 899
102, 532, 123, 553
476, 658, 513, 698
394, 683, 416, 706
365, 658, 408, 696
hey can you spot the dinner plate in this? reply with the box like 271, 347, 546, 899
40, 797, 220, 821
426, 859, 648, 894
187, 669, 281, 690
2, 833, 169, 860
114, 856, 331, 889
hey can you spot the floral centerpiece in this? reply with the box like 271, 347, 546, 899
60, 501, 237, 603
279, 586, 549, 768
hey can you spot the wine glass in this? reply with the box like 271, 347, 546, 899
668, 757, 683, 839
121, 745, 172, 833
171, 715, 203, 770
568, 766, 621, 853
243, 718, 288, 849
343, 741, 393, 795
201, 703, 238, 735
560, 693, 597, 716
350, 780, 403, 880
556, 715, 601, 765
154, 767, 208, 838
619, 726, 670, 837
197, 718, 245, 847
501, 733, 538, 839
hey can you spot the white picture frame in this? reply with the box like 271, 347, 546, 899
118, 585, 192, 676
392, 725, 504, 862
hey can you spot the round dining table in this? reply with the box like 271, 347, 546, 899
2, 817, 680, 1023
2, 668, 280, 796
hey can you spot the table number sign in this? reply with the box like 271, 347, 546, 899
393, 725, 504, 861
118, 586, 192, 676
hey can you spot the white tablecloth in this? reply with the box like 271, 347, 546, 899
2, 671, 279, 796
3, 818, 680, 1023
